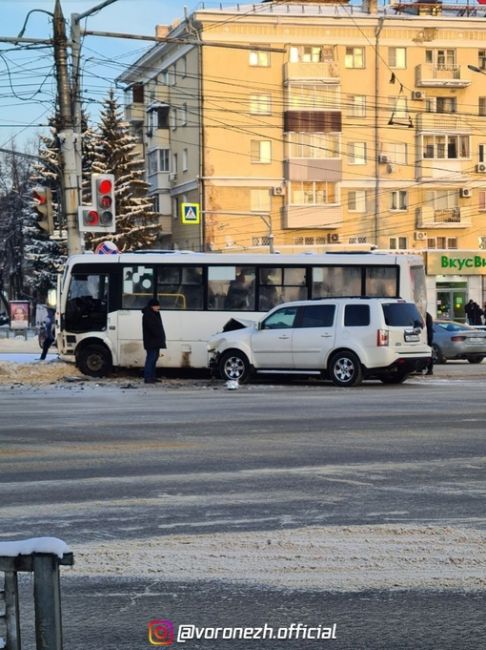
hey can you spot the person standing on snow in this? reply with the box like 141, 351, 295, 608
141, 298, 166, 384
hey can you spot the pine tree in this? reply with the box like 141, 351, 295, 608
89, 88, 159, 251
26, 116, 67, 303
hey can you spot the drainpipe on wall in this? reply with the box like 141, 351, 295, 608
374, 16, 384, 247
188, 16, 205, 251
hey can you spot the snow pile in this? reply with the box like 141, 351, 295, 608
0, 360, 82, 384
0, 536, 70, 559
72, 524, 486, 591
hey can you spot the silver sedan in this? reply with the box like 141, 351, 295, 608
432, 320, 486, 364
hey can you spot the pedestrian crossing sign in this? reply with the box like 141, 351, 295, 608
181, 202, 200, 225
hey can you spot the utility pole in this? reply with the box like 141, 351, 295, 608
53, 0, 82, 255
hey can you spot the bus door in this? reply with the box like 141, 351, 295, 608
65, 272, 109, 335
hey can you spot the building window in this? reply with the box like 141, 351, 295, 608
250, 94, 272, 115
425, 49, 456, 68
290, 181, 337, 205
480, 144, 486, 162
389, 47, 406, 69
424, 190, 458, 210
383, 142, 407, 165
182, 149, 188, 172
159, 149, 169, 172
132, 83, 144, 103
172, 153, 178, 173
348, 191, 367, 212
180, 56, 187, 78
347, 95, 366, 117
429, 237, 457, 249
347, 142, 367, 164
479, 97, 486, 117
288, 83, 339, 110
156, 106, 169, 128
251, 140, 272, 163
180, 103, 187, 126
389, 237, 408, 249
168, 66, 176, 85
287, 132, 339, 159
152, 194, 160, 212
426, 97, 457, 114
169, 109, 176, 130
344, 47, 365, 69
479, 191, 486, 211
390, 190, 408, 210
250, 189, 271, 212
249, 48, 270, 67
289, 45, 327, 63
148, 151, 158, 176
423, 135, 469, 159
479, 50, 486, 70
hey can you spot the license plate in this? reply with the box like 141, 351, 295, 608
404, 333, 420, 342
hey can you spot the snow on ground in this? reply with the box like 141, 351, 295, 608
0, 358, 82, 384
72, 525, 486, 592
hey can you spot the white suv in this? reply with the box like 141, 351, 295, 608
208, 298, 431, 387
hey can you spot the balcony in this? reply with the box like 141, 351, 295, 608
416, 113, 471, 133
416, 206, 471, 228
284, 61, 340, 83
415, 64, 471, 88
283, 205, 342, 229
125, 102, 144, 124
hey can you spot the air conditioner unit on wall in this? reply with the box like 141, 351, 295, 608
460, 188, 472, 198
412, 91, 425, 101
415, 231, 427, 241
476, 163, 486, 173
272, 186, 284, 196
378, 154, 389, 164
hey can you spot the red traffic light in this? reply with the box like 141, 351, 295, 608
98, 178, 113, 194
99, 195, 112, 208
84, 210, 99, 226
33, 189, 48, 205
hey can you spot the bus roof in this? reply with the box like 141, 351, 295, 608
66, 251, 424, 267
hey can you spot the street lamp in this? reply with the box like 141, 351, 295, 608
468, 64, 486, 75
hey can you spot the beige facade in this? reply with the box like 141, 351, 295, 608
118, 0, 486, 313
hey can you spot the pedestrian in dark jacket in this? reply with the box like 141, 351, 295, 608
39, 308, 56, 361
141, 298, 166, 383
425, 311, 434, 375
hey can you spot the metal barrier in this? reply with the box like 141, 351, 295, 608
0, 540, 73, 650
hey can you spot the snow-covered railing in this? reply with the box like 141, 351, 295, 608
0, 538, 73, 650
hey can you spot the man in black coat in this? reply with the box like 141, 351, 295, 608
425, 311, 434, 376
142, 298, 166, 383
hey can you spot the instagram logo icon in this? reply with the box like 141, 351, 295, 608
148, 619, 174, 646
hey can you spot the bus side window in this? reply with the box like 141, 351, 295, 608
122, 265, 154, 308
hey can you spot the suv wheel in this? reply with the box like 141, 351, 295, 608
467, 355, 484, 364
219, 350, 250, 383
329, 351, 363, 387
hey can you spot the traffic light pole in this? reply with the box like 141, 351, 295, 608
53, 0, 82, 255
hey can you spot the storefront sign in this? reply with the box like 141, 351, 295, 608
427, 252, 486, 275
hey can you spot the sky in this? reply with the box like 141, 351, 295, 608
0, 0, 208, 150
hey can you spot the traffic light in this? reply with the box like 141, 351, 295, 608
78, 173, 116, 233
32, 187, 54, 234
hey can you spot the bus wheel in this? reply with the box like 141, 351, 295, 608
329, 351, 363, 387
77, 344, 112, 377
219, 350, 250, 384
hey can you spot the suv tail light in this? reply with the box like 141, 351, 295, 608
377, 329, 389, 346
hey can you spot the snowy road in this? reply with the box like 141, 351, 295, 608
1, 370, 486, 648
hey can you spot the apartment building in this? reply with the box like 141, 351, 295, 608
118, 0, 486, 317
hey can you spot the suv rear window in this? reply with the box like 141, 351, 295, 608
344, 304, 370, 326
382, 302, 422, 327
